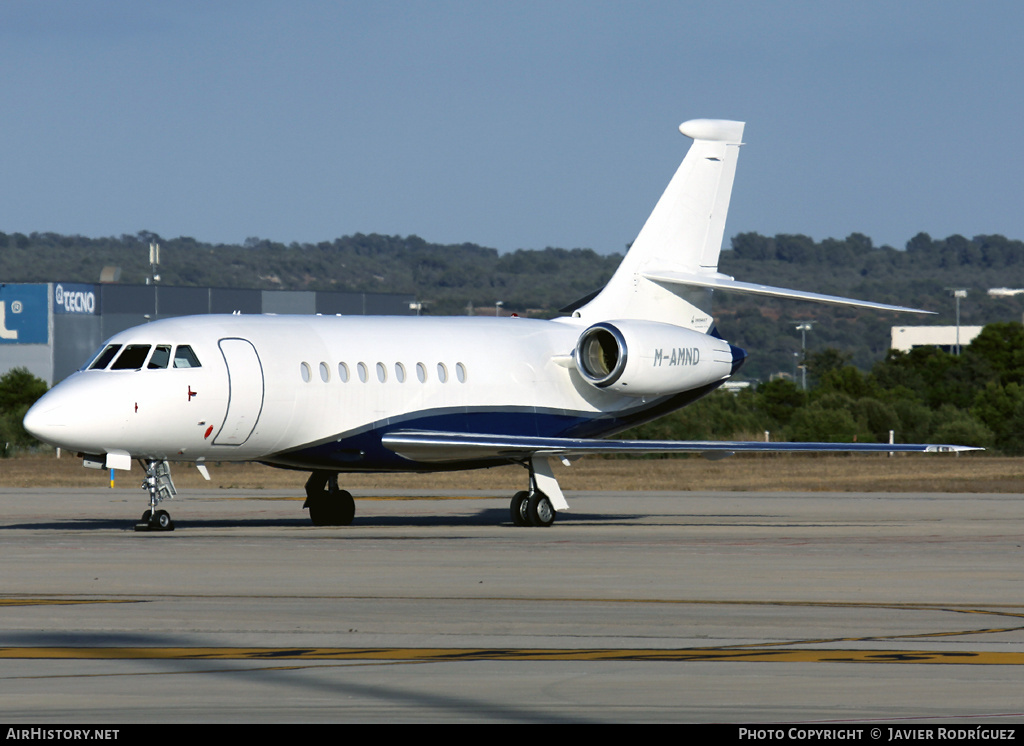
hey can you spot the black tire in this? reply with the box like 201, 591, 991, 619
308, 489, 355, 526
308, 499, 329, 526
527, 492, 555, 527
333, 490, 355, 526
154, 510, 174, 531
510, 491, 530, 526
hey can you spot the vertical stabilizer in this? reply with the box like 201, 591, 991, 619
577, 119, 744, 330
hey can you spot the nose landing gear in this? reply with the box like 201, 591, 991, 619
134, 460, 176, 532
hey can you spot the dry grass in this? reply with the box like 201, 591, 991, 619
0, 451, 1018, 493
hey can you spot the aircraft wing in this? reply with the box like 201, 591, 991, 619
381, 430, 979, 463
643, 269, 936, 315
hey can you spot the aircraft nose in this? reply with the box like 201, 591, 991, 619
22, 374, 114, 451
23, 390, 67, 446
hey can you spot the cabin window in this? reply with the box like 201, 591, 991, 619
357, 362, 368, 382
173, 345, 202, 368
319, 362, 330, 383
437, 363, 448, 383
111, 344, 152, 370
416, 362, 427, 383
338, 362, 350, 382
300, 362, 311, 382
88, 344, 121, 370
395, 362, 406, 383
147, 345, 172, 369
456, 362, 467, 383
376, 362, 387, 383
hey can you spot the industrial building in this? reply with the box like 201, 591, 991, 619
890, 325, 984, 354
0, 282, 416, 385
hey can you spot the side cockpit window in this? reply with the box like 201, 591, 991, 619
87, 344, 122, 370
147, 345, 172, 369
173, 345, 202, 368
110, 344, 152, 371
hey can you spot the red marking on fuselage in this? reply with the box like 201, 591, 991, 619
204, 425, 213, 439
188, 386, 197, 401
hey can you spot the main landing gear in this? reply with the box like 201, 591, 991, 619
509, 457, 565, 527
304, 471, 355, 526
134, 459, 176, 532
510, 490, 556, 527
299, 458, 566, 529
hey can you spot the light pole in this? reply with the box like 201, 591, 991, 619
952, 289, 967, 355
795, 322, 812, 390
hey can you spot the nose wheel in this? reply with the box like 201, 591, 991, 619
136, 509, 174, 532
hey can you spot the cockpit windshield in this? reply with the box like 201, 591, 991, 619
148, 345, 172, 369
110, 344, 152, 370
87, 344, 121, 370
85, 343, 202, 371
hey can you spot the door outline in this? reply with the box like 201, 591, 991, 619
214, 338, 265, 446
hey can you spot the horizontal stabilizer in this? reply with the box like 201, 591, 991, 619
382, 430, 979, 463
643, 270, 936, 314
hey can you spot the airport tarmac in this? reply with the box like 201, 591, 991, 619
0, 485, 1022, 723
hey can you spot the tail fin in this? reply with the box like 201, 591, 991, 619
576, 119, 745, 330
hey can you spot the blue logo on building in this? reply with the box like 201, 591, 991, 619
0, 285, 49, 344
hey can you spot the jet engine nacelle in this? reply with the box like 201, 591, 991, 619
574, 320, 737, 397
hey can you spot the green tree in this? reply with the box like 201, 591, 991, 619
787, 404, 859, 443
755, 378, 805, 427
972, 382, 1024, 454
0, 367, 48, 414
963, 322, 1024, 386
0, 367, 49, 453
805, 348, 852, 389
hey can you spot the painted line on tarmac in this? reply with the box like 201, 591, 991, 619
1, 647, 1023, 664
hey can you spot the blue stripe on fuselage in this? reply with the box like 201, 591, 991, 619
262, 379, 725, 472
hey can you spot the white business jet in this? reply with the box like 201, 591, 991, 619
23, 119, 975, 531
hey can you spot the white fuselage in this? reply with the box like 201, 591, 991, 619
24, 313, 737, 472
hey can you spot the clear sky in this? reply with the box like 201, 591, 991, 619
2, 1, 1022, 254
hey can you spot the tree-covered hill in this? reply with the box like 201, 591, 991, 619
3, 228, 1024, 380
718, 232, 1024, 378
624, 322, 1024, 455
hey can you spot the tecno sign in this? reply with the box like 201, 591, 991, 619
54, 284, 96, 314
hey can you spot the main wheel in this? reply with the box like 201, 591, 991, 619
527, 492, 556, 527
332, 490, 355, 525
510, 491, 530, 526
308, 498, 330, 526
308, 490, 355, 526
